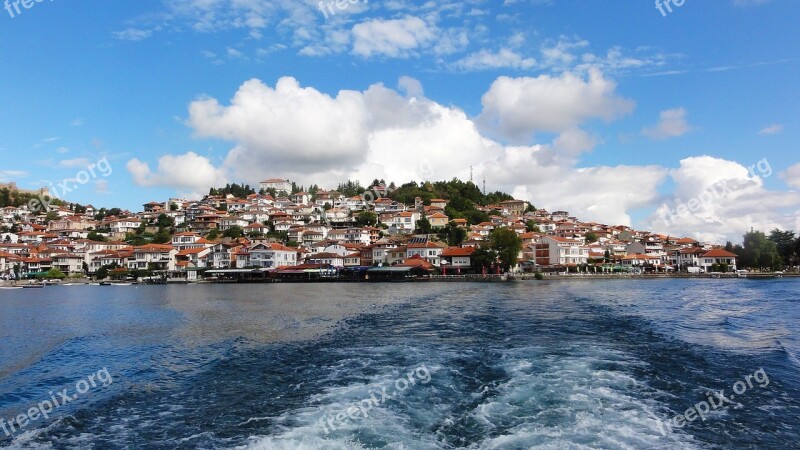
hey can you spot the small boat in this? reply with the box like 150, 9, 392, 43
99, 281, 112, 286
22, 284, 44, 289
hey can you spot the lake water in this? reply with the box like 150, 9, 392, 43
1, 280, 799, 449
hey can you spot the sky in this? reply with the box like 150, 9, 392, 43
0, 0, 798, 243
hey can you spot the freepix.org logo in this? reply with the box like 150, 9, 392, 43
4, 0, 55, 19
655, 0, 686, 17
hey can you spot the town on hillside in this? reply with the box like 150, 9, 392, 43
0, 176, 787, 283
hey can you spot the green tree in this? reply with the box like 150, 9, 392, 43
152, 228, 171, 244
95, 265, 114, 280
156, 214, 175, 229
416, 218, 432, 234
207, 229, 220, 240
222, 226, 244, 239
209, 183, 256, 199
43, 211, 59, 223
125, 234, 148, 246
734, 229, 781, 270
337, 180, 366, 197
355, 211, 378, 227
490, 228, 523, 271
39, 268, 66, 280
135, 222, 147, 236
768, 229, 796, 266
585, 232, 598, 244
525, 220, 540, 233
471, 247, 498, 272
87, 231, 107, 242
438, 223, 467, 246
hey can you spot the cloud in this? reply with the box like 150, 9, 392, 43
781, 163, 800, 189
94, 180, 110, 194
187, 77, 371, 179
453, 48, 536, 71
0, 170, 28, 182
645, 156, 800, 243
59, 158, 92, 169
113, 28, 153, 41
642, 108, 692, 140
127, 152, 226, 190
351, 16, 437, 58
482, 147, 668, 226
477, 69, 634, 142
759, 124, 783, 135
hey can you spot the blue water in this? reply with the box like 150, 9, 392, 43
1, 280, 799, 449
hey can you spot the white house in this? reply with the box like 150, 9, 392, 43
260, 179, 292, 194
328, 228, 371, 245
699, 249, 738, 272
406, 242, 443, 266
172, 232, 212, 251
389, 211, 420, 234
534, 236, 589, 266
108, 218, 142, 236
51, 253, 85, 274
127, 245, 177, 271
248, 243, 298, 268
219, 216, 250, 232
441, 247, 476, 270
305, 252, 345, 267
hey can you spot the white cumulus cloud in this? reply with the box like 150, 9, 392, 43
477, 69, 634, 142
643, 108, 692, 140
127, 152, 226, 190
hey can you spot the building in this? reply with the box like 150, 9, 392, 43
441, 246, 476, 272
406, 242, 443, 266
699, 249, 738, 272
533, 236, 589, 267
499, 200, 528, 216
127, 244, 177, 271
260, 179, 292, 194
248, 242, 298, 268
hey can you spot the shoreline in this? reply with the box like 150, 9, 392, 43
1, 273, 796, 287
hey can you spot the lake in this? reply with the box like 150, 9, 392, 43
1, 280, 799, 449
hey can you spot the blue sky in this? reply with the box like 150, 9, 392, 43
0, 0, 798, 242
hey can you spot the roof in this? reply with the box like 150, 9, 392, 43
398, 256, 435, 270
134, 244, 175, 252
408, 242, 442, 249
702, 249, 738, 258
177, 248, 207, 256
441, 247, 476, 257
